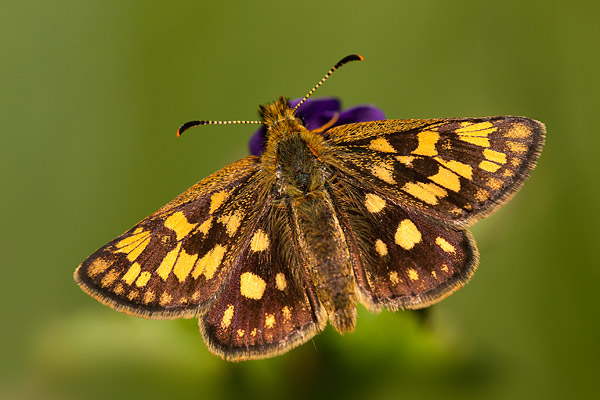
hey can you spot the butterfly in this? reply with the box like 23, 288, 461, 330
74, 54, 545, 361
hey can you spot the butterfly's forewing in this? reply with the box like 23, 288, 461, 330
75, 157, 262, 319
329, 179, 478, 310
326, 117, 545, 227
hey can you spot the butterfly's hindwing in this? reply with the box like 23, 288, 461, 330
326, 117, 545, 226
200, 204, 327, 361
74, 157, 261, 319
329, 179, 478, 310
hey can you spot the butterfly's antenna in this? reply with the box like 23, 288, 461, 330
177, 119, 263, 137
292, 54, 364, 113
177, 54, 363, 137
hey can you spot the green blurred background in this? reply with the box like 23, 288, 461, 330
2, 1, 599, 399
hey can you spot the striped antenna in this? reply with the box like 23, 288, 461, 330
177, 119, 263, 137
177, 54, 363, 137
292, 54, 364, 113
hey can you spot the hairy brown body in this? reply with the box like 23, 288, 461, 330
261, 99, 357, 333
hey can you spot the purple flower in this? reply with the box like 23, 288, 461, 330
249, 98, 386, 156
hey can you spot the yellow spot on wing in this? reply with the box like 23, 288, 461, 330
435, 158, 473, 180
456, 121, 497, 136
428, 166, 461, 192
265, 313, 276, 329
101, 269, 119, 287
510, 157, 521, 167
369, 137, 396, 153
460, 136, 490, 147
475, 188, 489, 201
275, 273, 287, 291
240, 272, 267, 300
431, 270, 438, 279
135, 271, 151, 287
486, 178, 503, 191
209, 191, 228, 213
282, 306, 292, 321
250, 230, 270, 252
449, 206, 462, 216
389, 271, 399, 285
114, 283, 125, 295
237, 329, 245, 337
436, 237, 456, 253
173, 248, 199, 282
479, 160, 502, 173
370, 163, 396, 184
506, 141, 527, 153
251, 328, 257, 337
197, 217, 213, 235
143, 290, 155, 304
412, 130, 439, 156
505, 123, 531, 138
395, 219, 422, 250
192, 244, 227, 279
127, 290, 139, 301
396, 155, 415, 166
116, 229, 148, 250
218, 211, 243, 236
121, 263, 141, 285
164, 212, 196, 241
365, 193, 386, 213
483, 149, 507, 164
375, 239, 388, 256
401, 182, 447, 205
407, 268, 419, 281
156, 242, 181, 281
115, 230, 151, 262
221, 305, 234, 329
126, 236, 150, 262
159, 291, 172, 306
87, 259, 110, 278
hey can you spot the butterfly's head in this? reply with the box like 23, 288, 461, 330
259, 96, 305, 135
258, 99, 332, 197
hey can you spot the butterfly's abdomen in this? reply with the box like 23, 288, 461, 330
291, 192, 357, 333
